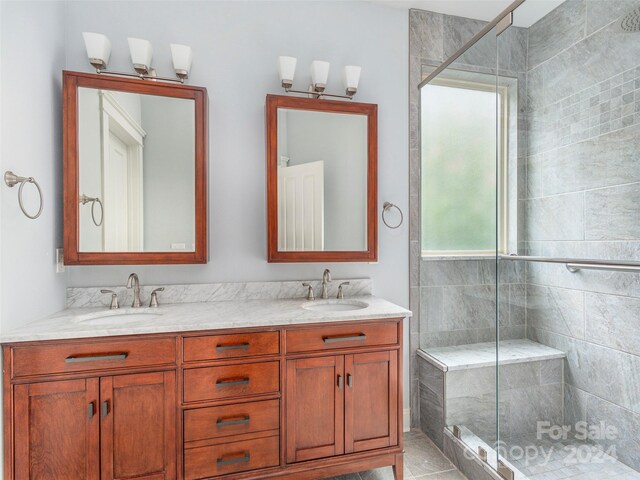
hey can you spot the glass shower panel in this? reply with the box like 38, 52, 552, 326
418, 24, 500, 458
497, 1, 640, 478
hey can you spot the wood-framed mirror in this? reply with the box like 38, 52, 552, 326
266, 94, 378, 263
62, 71, 208, 265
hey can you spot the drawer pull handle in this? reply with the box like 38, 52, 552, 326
102, 400, 110, 417
322, 334, 367, 344
88, 401, 96, 419
337, 374, 343, 390
347, 373, 353, 388
216, 452, 250, 466
216, 343, 250, 352
216, 415, 250, 427
65, 353, 128, 363
216, 377, 250, 387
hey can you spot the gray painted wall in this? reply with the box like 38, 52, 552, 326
0, 1, 67, 334
63, 1, 409, 315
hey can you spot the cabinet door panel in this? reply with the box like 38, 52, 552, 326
285, 356, 344, 463
345, 351, 398, 453
101, 371, 176, 480
14, 378, 100, 480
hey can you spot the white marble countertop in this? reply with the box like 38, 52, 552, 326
0, 295, 412, 344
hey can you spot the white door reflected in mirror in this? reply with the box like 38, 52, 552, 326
276, 108, 368, 252
77, 87, 195, 253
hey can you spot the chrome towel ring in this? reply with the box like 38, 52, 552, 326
4, 171, 44, 219
382, 201, 403, 229
79, 194, 104, 226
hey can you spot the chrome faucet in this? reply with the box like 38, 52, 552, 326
337, 282, 350, 299
321, 269, 332, 299
126, 273, 142, 308
100, 290, 120, 310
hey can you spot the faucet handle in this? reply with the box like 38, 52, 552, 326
337, 282, 350, 299
149, 288, 165, 308
302, 283, 315, 301
100, 290, 120, 310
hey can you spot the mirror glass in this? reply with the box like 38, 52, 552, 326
276, 108, 368, 251
77, 87, 195, 252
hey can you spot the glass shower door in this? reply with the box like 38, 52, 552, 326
497, 1, 640, 479
418, 20, 502, 463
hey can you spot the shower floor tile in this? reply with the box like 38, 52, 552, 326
325, 430, 467, 480
502, 434, 640, 480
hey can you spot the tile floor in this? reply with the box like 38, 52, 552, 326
325, 430, 467, 480
504, 434, 640, 480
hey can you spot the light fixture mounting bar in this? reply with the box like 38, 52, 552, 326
94, 68, 185, 84
284, 88, 354, 100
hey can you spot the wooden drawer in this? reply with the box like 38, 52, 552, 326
285, 322, 398, 354
11, 337, 177, 378
183, 331, 279, 362
184, 399, 280, 442
183, 361, 279, 403
184, 435, 279, 480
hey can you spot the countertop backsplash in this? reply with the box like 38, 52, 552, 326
67, 278, 373, 309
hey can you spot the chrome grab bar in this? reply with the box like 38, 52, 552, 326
499, 255, 640, 273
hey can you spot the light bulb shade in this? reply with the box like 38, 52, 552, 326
344, 65, 361, 93
278, 56, 297, 88
127, 37, 153, 74
82, 32, 111, 69
311, 60, 330, 92
170, 44, 193, 79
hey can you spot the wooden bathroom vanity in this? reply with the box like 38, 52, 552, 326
2, 316, 404, 480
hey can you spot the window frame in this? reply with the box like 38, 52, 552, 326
420, 75, 510, 258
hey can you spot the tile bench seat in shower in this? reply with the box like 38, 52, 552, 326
417, 340, 566, 449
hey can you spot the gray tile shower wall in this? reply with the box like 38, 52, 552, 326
411, 4, 640, 469
525, 0, 640, 471
420, 259, 526, 347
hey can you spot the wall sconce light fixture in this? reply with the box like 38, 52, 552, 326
82, 32, 192, 84
278, 56, 361, 100
82, 32, 111, 70
127, 37, 153, 75
170, 44, 193, 82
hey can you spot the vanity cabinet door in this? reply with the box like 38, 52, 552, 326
285, 356, 344, 463
13, 378, 100, 480
100, 371, 176, 480
344, 351, 398, 453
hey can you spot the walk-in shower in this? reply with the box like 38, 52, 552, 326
411, 0, 640, 479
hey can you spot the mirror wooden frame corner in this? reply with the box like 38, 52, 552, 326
265, 94, 378, 263
62, 70, 209, 265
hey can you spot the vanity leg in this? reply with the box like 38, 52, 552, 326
392, 453, 404, 480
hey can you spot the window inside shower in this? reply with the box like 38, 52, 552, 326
421, 76, 510, 256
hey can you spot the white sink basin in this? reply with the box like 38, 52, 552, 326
74, 310, 162, 326
302, 300, 369, 312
